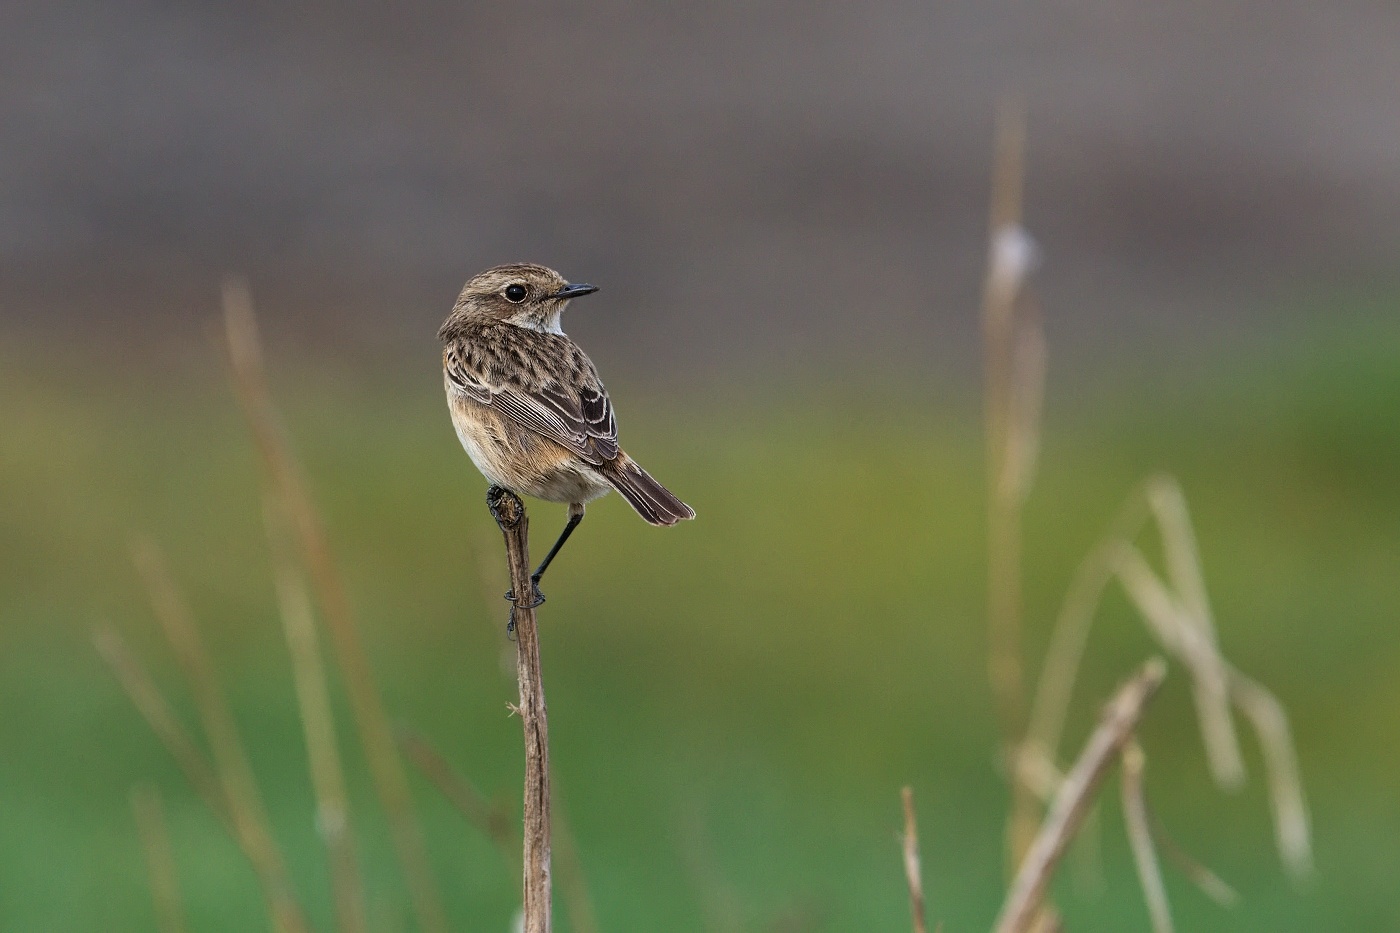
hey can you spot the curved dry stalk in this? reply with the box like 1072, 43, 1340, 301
264, 500, 368, 933
1147, 811, 1240, 908
130, 784, 189, 933
223, 280, 449, 933
1016, 483, 1153, 903
1112, 543, 1313, 878
993, 659, 1166, 933
1021, 475, 1311, 884
1228, 669, 1313, 878
94, 624, 309, 933
1144, 477, 1244, 788
1111, 541, 1241, 786
132, 540, 321, 933
1028, 476, 1241, 789
398, 728, 518, 874
900, 786, 929, 933
95, 625, 229, 826
1120, 741, 1173, 933
1024, 483, 1153, 763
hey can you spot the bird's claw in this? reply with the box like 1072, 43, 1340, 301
504, 580, 546, 610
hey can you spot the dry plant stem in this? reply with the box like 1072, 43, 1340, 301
401, 746, 605, 933
402, 736, 597, 933
1225, 669, 1313, 878
265, 501, 369, 933
1025, 475, 1310, 883
1119, 741, 1174, 933
223, 281, 450, 933
1145, 479, 1243, 788
993, 659, 1167, 933
1019, 728, 1237, 902
131, 784, 189, 933
1008, 745, 1106, 903
900, 786, 928, 933
982, 94, 1031, 750
488, 485, 552, 933
398, 728, 520, 876
94, 625, 310, 933
95, 625, 231, 824
1112, 544, 1312, 877
130, 541, 309, 933
981, 97, 1048, 877
1024, 485, 1151, 764
1147, 810, 1239, 907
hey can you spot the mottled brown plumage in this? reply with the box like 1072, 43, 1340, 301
440, 263, 693, 598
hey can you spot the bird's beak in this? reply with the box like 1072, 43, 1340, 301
552, 283, 599, 300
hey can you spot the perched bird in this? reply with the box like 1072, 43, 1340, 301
439, 263, 694, 604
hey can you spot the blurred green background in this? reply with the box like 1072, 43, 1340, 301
2, 298, 1398, 931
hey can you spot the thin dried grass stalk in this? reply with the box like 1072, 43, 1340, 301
1028, 735, 1234, 914
983, 97, 1038, 741
1226, 669, 1313, 878
129, 540, 307, 933
993, 659, 1166, 933
264, 499, 368, 933
1119, 741, 1173, 933
130, 784, 189, 933
397, 727, 518, 874
1111, 540, 1240, 776
980, 97, 1046, 875
400, 660, 599, 933
1003, 290, 1046, 505
223, 280, 450, 933
1022, 476, 1311, 882
1112, 543, 1313, 878
94, 624, 309, 933
900, 786, 929, 933
1147, 804, 1240, 907
1025, 486, 1152, 763
1145, 477, 1244, 788
96, 625, 229, 824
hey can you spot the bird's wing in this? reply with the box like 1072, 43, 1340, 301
445, 338, 619, 465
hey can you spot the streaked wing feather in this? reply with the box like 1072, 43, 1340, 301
444, 346, 493, 404
445, 339, 619, 464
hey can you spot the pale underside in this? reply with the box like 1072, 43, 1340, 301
446, 386, 613, 505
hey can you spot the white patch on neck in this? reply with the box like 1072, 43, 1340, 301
507, 308, 567, 335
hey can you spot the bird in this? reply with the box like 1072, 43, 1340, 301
439, 262, 694, 606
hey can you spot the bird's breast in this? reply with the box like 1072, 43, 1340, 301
446, 390, 610, 504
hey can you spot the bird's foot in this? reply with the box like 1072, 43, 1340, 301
504, 577, 546, 610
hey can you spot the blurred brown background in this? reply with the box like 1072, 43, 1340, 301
5, 1, 1398, 369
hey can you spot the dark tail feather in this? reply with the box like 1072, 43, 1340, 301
606, 457, 695, 526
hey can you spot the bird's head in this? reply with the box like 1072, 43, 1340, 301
440, 263, 598, 338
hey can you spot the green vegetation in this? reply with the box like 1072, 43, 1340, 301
1, 308, 1398, 931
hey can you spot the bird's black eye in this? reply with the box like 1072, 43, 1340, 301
504, 284, 528, 303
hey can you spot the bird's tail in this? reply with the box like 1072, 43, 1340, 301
604, 454, 695, 526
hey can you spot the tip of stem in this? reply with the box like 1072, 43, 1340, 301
487, 486, 526, 529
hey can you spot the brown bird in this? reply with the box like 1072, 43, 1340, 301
439, 262, 694, 605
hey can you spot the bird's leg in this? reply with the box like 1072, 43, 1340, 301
528, 503, 585, 596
